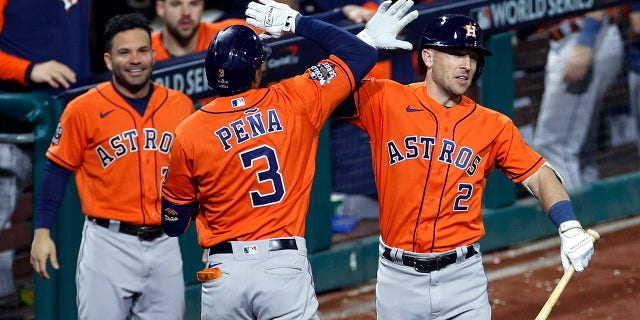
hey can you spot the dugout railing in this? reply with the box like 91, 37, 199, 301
1, 0, 637, 319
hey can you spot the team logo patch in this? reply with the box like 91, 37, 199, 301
163, 208, 179, 222
231, 97, 246, 108
309, 62, 337, 86
243, 245, 259, 254
51, 122, 62, 145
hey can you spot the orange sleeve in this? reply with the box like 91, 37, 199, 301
0, 0, 30, 85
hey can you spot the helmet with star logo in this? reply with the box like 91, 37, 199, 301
417, 14, 492, 80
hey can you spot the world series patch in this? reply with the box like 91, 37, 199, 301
309, 62, 337, 86
51, 122, 62, 145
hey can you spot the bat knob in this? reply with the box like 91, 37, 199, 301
586, 229, 600, 242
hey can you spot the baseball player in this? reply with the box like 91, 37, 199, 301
152, 0, 260, 61
533, 9, 624, 191
159, 1, 416, 319
29, 13, 195, 320
0, 0, 91, 91
335, 14, 595, 319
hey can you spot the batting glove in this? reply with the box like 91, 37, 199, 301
357, 0, 419, 50
246, 0, 301, 39
559, 220, 594, 272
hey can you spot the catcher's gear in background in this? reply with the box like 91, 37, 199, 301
559, 220, 594, 272
417, 14, 492, 80
205, 25, 271, 94
356, 0, 418, 50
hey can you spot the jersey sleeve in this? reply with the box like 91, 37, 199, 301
161, 126, 197, 205
272, 54, 357, 130
494, 117, 545, 183
45, 98, 90, 171
0, 0, 30, 85
342, 78, 387, 141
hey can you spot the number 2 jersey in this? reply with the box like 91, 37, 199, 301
346, 79, 545, 253
162, 56, 358, 248
46, 82, 195, 225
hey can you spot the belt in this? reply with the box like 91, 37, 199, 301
89, 217, 164, 241
208, 238, 298, 256
382, 245, 477, 273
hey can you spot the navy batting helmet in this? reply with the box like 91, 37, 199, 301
417, 14, 492, 80
205, 25, 271, 94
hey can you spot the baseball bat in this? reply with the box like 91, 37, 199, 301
534, 229, 600, 320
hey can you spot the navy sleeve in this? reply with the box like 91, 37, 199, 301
295, 16, 377, 82
161, 198, 197, 237
34, 160, 72, 229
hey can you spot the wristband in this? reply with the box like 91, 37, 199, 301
576, 17, 601, 48
548, 200, 577, 228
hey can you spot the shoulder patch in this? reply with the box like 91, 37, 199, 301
309, 62, 337, 86
51, 122, 62, 145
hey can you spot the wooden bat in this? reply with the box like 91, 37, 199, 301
534, 229, 600, 320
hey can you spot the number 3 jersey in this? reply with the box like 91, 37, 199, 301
346, 80, 546, 253
161, 56, 356, 247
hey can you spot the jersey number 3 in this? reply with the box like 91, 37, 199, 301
240, 145, 286, 207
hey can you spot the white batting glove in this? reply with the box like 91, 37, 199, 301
246, 0, 301, 39
356, 0, 419, 50
559, 220, 594, 272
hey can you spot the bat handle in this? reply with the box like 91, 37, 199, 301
534, 228, 600, 320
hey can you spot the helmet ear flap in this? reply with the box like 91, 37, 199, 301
473, 55, 485, 82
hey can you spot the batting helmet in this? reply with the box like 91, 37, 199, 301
417, 14, 492, 81
205, 25, 271, 94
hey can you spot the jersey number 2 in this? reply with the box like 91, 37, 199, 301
240, 145, 286, 207
454, 183, 473, 211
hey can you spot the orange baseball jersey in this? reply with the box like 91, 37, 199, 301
161, 55, 356, 248
346, 80, 545, 253
152, 19, 258, 61
46, 82, 195, 225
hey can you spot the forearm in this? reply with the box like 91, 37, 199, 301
34, 160, 72, 229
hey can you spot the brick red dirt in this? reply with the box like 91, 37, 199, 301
318, 216, 640, 320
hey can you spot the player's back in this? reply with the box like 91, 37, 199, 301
174, 78, 335, 244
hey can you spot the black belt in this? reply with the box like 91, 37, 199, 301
89, 217, 164, 241
382, 245, 477, 273
208, 238, 298, 256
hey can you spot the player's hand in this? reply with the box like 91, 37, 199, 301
246, 0, 301, 39
30, 228, 60, 280
563, 45, 593, 84
559, 220, 593, 272
30, 60, 77, 89
356, 0, 419, 50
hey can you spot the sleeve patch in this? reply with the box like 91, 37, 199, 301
309, 62, 337, 86
51, 122, 62, 145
